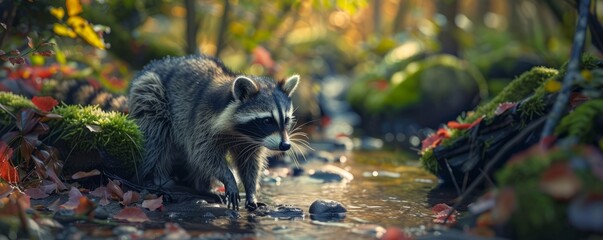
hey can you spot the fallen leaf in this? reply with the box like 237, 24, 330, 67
431, 203, 452, 214
24, 187, 49, 199
421, 128, 450, 151
85, 125, 102, 133
142, 196, 163, 211
120, 191, 141, 206
106, 179, 123, 199
47, 198, 61, 212
0, 142, 19, 183
89, 186, 107, 198
74, 196, 95, 216
60, 187, 82, 210
380, 227, 411, 240
71, 169, 101, 179
32, 96, 59, 112
494, 102, 517, 115
113, 207, 150, 223
447, 116, 483, 130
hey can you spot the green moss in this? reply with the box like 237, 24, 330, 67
49, 105, 143, 171
419, 149, 437, 175
0, 92, 37, 129
466, 67, 558, 123
555, 99, 603, 143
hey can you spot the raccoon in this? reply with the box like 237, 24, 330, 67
45, 80, 128, 112
128, 55, 300, 211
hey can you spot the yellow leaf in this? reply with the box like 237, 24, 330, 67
49, 7, 65, 20
66, 0, 83, 17
31, 55, 45, 66
53, 23, 77, 38
544, 80, 562, 93
66, 16, 105, 49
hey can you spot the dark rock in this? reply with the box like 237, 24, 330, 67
309, 165, 354, 183
292, 167, 305, 177
93, 207, 110, 220
309, 199, 347, 221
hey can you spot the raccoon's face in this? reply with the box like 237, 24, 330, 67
231, 75, 300, 151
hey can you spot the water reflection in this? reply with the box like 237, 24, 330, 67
210, 151, 439, 239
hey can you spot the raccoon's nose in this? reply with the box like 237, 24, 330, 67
279, 141, 291, 151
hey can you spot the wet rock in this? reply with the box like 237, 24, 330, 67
255, 204, 304, 219
309, 165, 354, 183
93, 207, 110, 220
309, 199, 347, 220
292, 167, 305, 176
261, 175, 282, 185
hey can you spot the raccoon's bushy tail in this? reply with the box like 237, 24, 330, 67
128, 72, 174, 185
47, 80, 128, 112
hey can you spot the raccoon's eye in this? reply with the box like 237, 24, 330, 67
262, 117, 274, 125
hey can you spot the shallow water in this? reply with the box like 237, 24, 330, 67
215, 151, 439, 239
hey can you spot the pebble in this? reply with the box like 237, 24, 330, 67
309, 199, 347, 221
113, 225, 141, 236
309, 165, 354, 183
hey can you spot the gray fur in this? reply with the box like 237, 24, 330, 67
128, 55, 299, 211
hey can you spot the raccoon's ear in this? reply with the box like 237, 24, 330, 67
232, 76, 259, 101
282, 75, 300, 96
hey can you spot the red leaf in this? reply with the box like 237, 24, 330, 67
447, 116, 483, 130
0, 142, 19, 183
71, 169, 101, 179
421, 128, 450, 151
24, 187, 49, 199
74, 196, 95, 216
113, 207, 150, 223
494, 102, 517, 115
31, 96, 59, 112
431, 203, 452, 214
252, 46, 276, 70
60, 187, 82, 210
142, 195, 163, 211
540, 162, 582, 200
120, 191, 141, 206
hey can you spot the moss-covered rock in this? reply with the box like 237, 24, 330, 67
49, 105, 143, 177
0, 93, 143, 179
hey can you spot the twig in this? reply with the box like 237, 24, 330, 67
214, 0, 231, 57
540, 0, 590, 140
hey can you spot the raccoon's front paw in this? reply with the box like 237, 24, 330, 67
224, 186, 241, 211
245, 200, 267, 211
